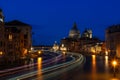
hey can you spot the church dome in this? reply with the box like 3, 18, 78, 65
69, 22, 80, 38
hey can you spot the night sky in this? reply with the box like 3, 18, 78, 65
0, 0, 120, 45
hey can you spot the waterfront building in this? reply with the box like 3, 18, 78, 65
0, 9, 32, 63
52, 41, 59, 52
33, 45, 52, 50
0, 9, 5, 60
106, 25, 120, 57
61, 23, 104, 54
5, 20, 32, 61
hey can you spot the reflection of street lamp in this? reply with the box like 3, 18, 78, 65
112, 60, 117, 77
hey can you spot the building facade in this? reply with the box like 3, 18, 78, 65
106, 25, 120, 57
0, 9, 32, 63
5, 20, 32, 62
61, 23, 104, 54
0, 9, 5, 59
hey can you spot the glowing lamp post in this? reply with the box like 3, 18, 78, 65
38, 51, 42, 54
112, 60, 117, 77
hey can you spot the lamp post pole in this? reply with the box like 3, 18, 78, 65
112, 60, 117, 77
113, 64, 116, 77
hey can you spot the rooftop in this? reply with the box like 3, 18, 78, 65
107, 24, 120, 33
5, 20, 31, 26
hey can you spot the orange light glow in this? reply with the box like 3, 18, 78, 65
92, 55, 96, 78
23, 48, 28, 55
38, 50, 42, 54
112, 60, 117, 67
62, 51, 66, 54
92, 55, 96, 66
105, 56, 108, 67
105, 51, 108, 56
37, 57, 43, 79
0, 52, 3, 55
105, 56, 109, 73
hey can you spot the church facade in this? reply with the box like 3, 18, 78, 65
61, 22, 105, 54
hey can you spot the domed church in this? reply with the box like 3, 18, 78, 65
69, 22, 80, 38
61, 22, 103, 53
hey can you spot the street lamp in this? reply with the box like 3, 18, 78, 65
112, 60, 117, 77
38, 50, 42, 54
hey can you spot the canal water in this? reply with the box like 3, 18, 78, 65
50, 55, 120, 80
0, 52, 73, 80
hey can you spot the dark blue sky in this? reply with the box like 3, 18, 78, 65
1, 0, 120, 45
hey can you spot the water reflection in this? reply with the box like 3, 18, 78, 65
92, 55, 96, 65
92, 55, 96, 79
37, 57, 43, 80
105, 56, 109, 72
62, 52, 66, 61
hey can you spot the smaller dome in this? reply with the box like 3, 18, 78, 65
82, 28, 92, 38
69, 22, 80, 38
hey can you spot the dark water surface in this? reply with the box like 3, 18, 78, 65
50, 55, 120, 80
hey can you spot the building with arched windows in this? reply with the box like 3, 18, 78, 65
0, 9, 32, 63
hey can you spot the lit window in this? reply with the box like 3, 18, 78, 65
0, 51, 3, 55
9, 34, 12, 41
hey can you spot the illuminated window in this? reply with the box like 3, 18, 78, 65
9, 34, 12, 41
0, 51, 3, 55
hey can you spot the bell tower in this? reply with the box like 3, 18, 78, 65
0, 8, 5, 56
